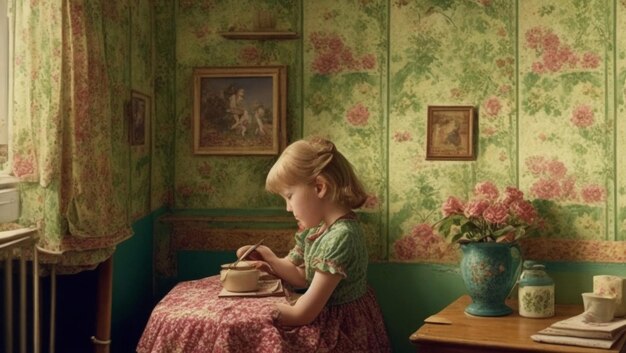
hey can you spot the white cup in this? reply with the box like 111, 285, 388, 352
582, 292, 616, 323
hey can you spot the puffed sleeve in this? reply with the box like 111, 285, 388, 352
286, 229, 308, 266
309, 225, 356, 278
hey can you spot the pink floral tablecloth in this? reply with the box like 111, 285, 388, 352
136, 275, 391, 353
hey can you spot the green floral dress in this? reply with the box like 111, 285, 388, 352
287, 215, 368, 305
283, 213, 391, 351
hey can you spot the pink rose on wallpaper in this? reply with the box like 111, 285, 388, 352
393, 235, 418, 260
531, 61, 546, 74
475, 181, 499, 200
312, 52, 341, 75
530, 178, 561, 199
176, 185, 194, 199
309, 31, 377, 74
581, 184, 605, 203
570, 104, 595, 128
393, 223, 445, 260
543, 49, 564, 72
561, 176, 578, 200
411, 223, 435, 240
441, 196, 464, 217
483, 96, 502, 117
546, 159, 567, 178
559, 45, 579, 68
525, 26, 600, 74
346, 103, 369, 126
327, 36, 344, 52
542, 32, 560, 52
239, 46, 260, 63
582, 52, 601, 69
525, 155, 547, 176
525, 27, 544, 50
340, 50, 357, 70
310, 31, 327, 51
361, 54, 377, 70
525, 155, 581, 201
12, 153, 35, 178
393, 131, 412, 142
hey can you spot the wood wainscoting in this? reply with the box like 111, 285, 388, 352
154, 211, 298, 281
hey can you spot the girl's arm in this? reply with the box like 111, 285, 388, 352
236, 245, 307, 288
275, 270, 342, 326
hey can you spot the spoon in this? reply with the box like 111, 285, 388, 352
230, 238, 265, 269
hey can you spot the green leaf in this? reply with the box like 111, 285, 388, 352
514, 228, 526, 241
437, 216, 461, 236
492, 225, 514, 237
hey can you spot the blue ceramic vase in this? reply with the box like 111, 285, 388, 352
460, 242, 522, 316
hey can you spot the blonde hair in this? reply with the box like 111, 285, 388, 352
266, 137, 368, 209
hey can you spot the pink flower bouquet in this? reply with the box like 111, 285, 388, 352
435, 181, 539, 243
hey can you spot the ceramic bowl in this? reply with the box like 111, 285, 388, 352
220, 261, 260, 292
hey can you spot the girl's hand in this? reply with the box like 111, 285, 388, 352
247, 260, 276, 276
236, 244, 265, 261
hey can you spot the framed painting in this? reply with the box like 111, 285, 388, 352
426, 105, 476, 161
130, 90, 150, 146
192, 66, 287, 155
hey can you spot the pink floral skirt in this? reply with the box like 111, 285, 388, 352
136, 275, 391, 353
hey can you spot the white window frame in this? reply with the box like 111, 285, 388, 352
0, 0, 11, 174
0, 0, 8, 144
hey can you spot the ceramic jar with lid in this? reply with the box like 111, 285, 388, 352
518, 260, 555, 318
220, 261, 260, 292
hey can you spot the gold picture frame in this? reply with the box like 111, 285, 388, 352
426, 105, 476, 161
192, 66, 287, 155
130, 90, 150, 146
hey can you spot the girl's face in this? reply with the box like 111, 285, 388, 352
281, 181, 325, 229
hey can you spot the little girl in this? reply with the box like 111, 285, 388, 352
237, 137, 391, 352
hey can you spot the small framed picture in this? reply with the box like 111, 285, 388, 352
192, 66, 287, 155
130, 90, 150, 146
426, 105, 476, 161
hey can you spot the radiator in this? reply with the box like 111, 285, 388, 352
1, 227, 40, 353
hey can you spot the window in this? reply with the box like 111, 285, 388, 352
0, 0, 9, 171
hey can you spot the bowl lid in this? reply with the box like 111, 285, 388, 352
221, 260, 255, 270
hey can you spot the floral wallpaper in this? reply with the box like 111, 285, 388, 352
390, 0, 626, 263
153, 0, 176, 211
172, 0, 300, 210
12, 0, 626, 270
130, 0, 155, 221
163, 0, 626, 264
302, 0, 388, 259
389, 0, 518, 263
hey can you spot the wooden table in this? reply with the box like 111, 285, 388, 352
410, 295, 626, 353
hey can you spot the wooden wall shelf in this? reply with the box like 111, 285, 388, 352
219, 31, 299, 40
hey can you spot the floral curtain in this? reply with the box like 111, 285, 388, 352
11, 0, 132, 267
